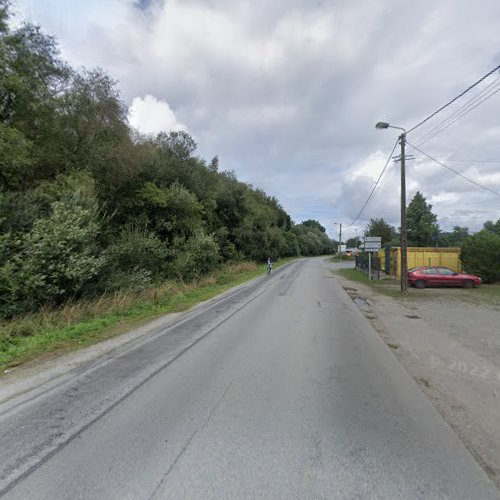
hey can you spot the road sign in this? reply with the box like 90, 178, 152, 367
363, 236, 381, 251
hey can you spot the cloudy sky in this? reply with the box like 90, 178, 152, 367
11, 0, 500, 239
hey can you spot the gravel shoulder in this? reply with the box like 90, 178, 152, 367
333, 269, 500, 489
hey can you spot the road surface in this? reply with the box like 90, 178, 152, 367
0, 258, 497, 499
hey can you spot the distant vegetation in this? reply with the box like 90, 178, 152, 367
0, 1, 334, 318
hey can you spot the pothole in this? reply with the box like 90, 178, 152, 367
353, 297, 371, 312
405, 314, 420, 319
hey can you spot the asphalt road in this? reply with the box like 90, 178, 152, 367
0, 258, 497, 499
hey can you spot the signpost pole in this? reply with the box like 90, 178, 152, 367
368, 252, 372, 280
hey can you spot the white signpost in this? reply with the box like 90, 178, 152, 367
363, 236, 382, 251
363, 237, 382, 280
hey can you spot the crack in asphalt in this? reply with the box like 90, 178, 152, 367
148, 380, 234, 499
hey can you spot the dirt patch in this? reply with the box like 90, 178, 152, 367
334, 271, 500, 489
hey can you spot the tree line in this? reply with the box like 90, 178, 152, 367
361, 191, 500, 283
0, 2, 335, 318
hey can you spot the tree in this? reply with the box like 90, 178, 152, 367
0, 193, 104, 316
364, 218, 396, 246
346, 237, 359, 249
483, 219, 500, 236
155, 131, 197, 162
461, 230, 500, 283
301, 220, 326, 233
438, 226, 469, 247
406, 191, 439, 247
54, 68, 129, 175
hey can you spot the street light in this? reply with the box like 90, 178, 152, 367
334, 222, 342, 260
375, 121, 408, 294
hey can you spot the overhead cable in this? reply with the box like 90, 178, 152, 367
406, 141, 500, 198
347, 139, 399, 227
407, 63, 500, 135
415, 79, 500, 146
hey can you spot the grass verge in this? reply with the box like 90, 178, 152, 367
333, 268, 401, 297
333, 268, 500, 303
0, 259, 294, 370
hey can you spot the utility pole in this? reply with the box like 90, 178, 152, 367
399, 133, 408, 293
338, 223, 342, 260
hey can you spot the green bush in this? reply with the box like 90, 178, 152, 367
461, 230, 500, 283
91, 228, 168, 292
97, 267, 153, 293
0, 197, 104, 317
172, 232, 221, 280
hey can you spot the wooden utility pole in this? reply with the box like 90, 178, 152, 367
338, 223, 342, 260
399, 133, 408, 293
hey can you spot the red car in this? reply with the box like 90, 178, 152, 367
407, 266, 481, 289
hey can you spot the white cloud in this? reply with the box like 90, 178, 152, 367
128, 95, 187, 135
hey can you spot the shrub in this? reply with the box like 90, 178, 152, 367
172, 232, 221, 280
107, 228, 168, 275
86, 227, 170, 293
461, 230, 500, 283
0, 196, 104, 317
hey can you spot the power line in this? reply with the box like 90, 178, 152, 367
415, 79, 500, 146
442, 159, 500, 163
414, 74, 500, 145
347, 139, 399, 227
378, 159, 396, 192
406, 141, 500, 198
407, 63, 500, 135
416, 74, 500, 142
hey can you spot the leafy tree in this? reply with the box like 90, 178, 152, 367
483, 219, 500, 236
171, 231, 221, 280
0, 123, 33, 189
406, 191, 439, 247
0, 8, 69, 187
438, 226, 469, 247
0, 195, 104, 316
0, 22, 68, 127
364, 218, 396, 246
346, 237, 360, 249
137, 181, 204, 242
461, 230, 500, 283
301, 220, 326, 233
52, 68, 129, 175
155, 130, 197, 162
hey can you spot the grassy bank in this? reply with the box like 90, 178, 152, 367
333, 268, 402, 297
0, 259, 293, 369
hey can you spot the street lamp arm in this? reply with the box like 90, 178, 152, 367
375, 121, 406, 134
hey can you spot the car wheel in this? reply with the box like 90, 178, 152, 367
464, 279, 473, 288
415, 280, 426, 289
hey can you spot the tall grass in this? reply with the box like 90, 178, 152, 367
0, 261, 268, 368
